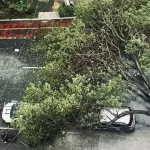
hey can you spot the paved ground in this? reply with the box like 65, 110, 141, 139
0, 39, 31, 103
0, 39, 33, 149
46, 127, 150, 150
0, 141, 29, 150
0, 39, 150, 150
38, 12, 60, 19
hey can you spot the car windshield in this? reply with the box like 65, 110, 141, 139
10, 104, 19, 119
100, 108, 130, 125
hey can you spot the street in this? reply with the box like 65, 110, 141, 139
0, 39, 150, 150
43, 91, 150, 150
46, 127, 150, 150
0, 39, 35, 150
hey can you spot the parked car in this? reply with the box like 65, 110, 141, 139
2, 100, 21, 123
94, 107, 136, 132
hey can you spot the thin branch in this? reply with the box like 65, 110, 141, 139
119, 66, 150, 97
133, 55, 150, 91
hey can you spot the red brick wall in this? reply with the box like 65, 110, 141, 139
0, 18, 72, 39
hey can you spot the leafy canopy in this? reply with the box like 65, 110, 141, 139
15, 0, 149, 147
15, 74, 126, 146
2, 0, 49, 11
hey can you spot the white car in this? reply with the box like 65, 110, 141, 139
95, 107, 136, 132
2, 100, 21, 123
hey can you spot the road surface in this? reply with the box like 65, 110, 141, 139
45, 127, 150, 150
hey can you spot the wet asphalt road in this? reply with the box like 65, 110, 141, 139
50, 92, 150, 150
0, 39, 36, 150
0, 39, 30, 102
0, 39, 150, 150
46, 127, 150, 150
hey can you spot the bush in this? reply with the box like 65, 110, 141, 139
58, 5, 74, 17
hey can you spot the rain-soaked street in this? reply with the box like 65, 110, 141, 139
0, 39, 150, 150
0, 39, 34, 103
46, 92, 150, 150
0, 39, 39, 150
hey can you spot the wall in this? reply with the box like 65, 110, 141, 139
0, 18, 73, 39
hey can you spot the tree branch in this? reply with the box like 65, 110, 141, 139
133, 55, 150, 91
105, 110, 150, 127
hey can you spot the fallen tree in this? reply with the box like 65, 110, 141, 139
14, 0, 150, 147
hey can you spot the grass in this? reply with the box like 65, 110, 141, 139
0, 8, 37, 19
0, 0, 54, 19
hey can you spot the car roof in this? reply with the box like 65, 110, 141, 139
100, 108, 130, 125
2, 102, 16, 123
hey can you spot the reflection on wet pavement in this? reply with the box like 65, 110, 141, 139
0, 40, 31, 103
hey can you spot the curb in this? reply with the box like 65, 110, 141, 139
0, 17, 74, 22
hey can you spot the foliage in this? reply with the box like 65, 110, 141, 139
30, 19, 88, 88
75, 0, 150, 96
15, 0, 150, 147
2, 0, 49, 11
140, 47, 150, 71
78, 74, 127, 127
15, 74, 126, 146
58, 5, 75, 17
15, 79, 80, 146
